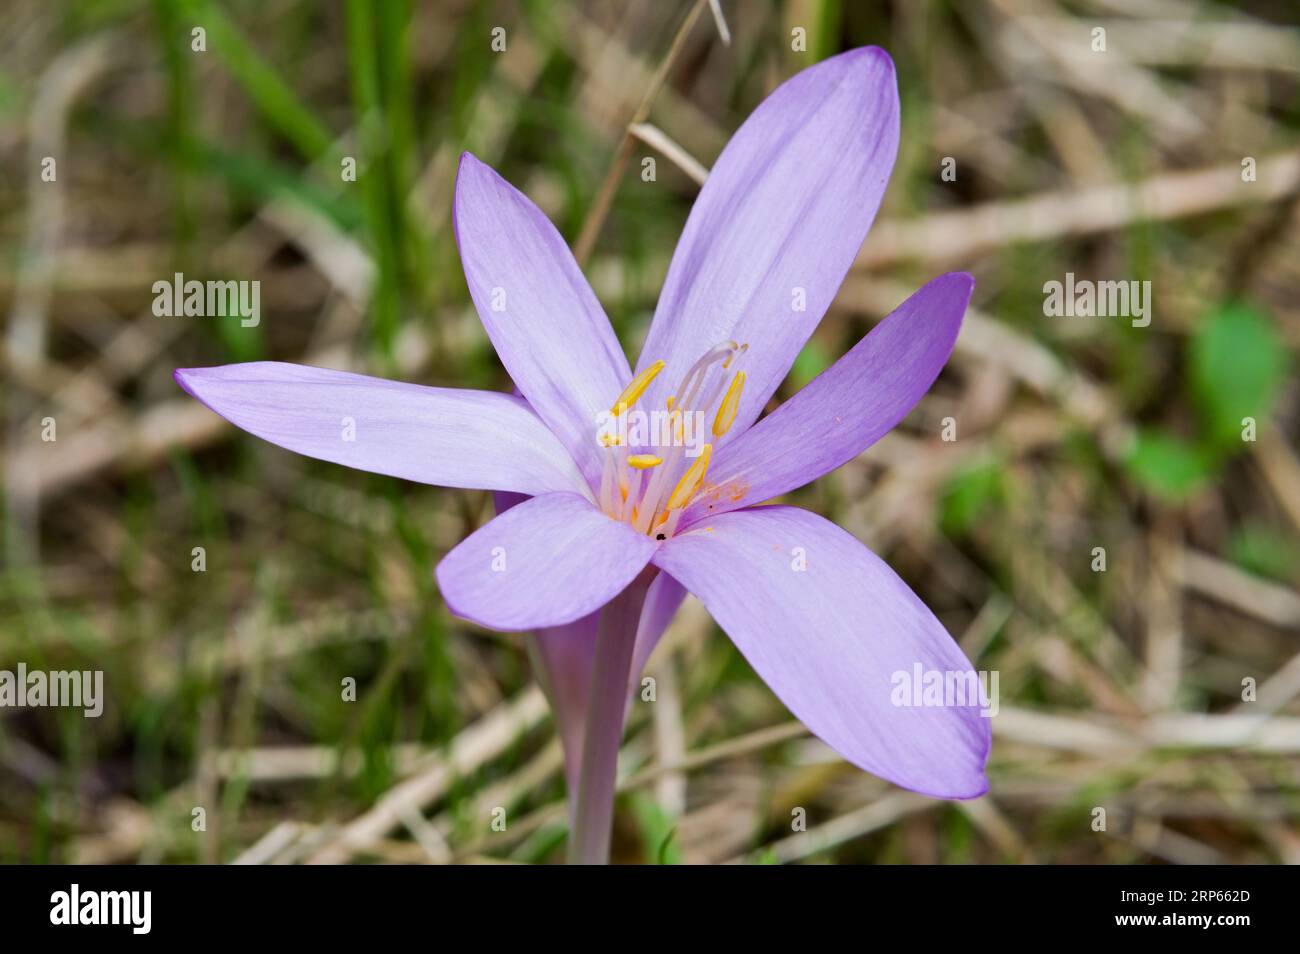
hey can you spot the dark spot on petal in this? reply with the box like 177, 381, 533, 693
655, 533, 666, 541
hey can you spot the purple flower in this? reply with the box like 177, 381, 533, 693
175, 47, 990, 862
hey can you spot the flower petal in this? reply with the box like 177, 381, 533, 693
631, 570, 687, 681
436, 492, 656, 631
529, 571, 685, 797
529, 612, 599, 794
494, 490, 598, 793
652, 505, 990, 798
454, 153, 631, 487
174, 362, 586, 497
634, 47, 900, 443
492, 489, 684, 793
681, 273, 972, 526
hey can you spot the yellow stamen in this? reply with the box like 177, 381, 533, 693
627, 454, 663, 469
666, 395, 676, 412
665, 444, 712, 512
599, 433, 624, 447
712, 371, 746, 437
611, 360, 665, 416
664, 406, 683, 442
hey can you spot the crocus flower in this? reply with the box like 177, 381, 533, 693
175, 46, 990, 864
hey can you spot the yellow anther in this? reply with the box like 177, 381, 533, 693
712, 371, 746, 437
599, 433, 624, 447
666, 395, 676, 412
627, 454, 663, 469
611, 360, 665, 416
665, 444, 712, 512
664, 406, 683, 442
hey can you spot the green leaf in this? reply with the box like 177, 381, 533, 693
630, 793, 681, 864
1227, 525, 1300, 585
1123, 430, 1213, 501
939, 455, 1005, 537
189, 0, 336, 161
182, 136, 362, 231
1190, 302, 1289, 451
790, 339, 831, 390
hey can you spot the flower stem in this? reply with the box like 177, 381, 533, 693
568, 569, 653, 864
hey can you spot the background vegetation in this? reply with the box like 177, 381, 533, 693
1, 0, 1298, 863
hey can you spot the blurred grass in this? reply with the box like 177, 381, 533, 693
0, 0, 1298, 864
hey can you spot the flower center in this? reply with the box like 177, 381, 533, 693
598, 341, 748, 539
